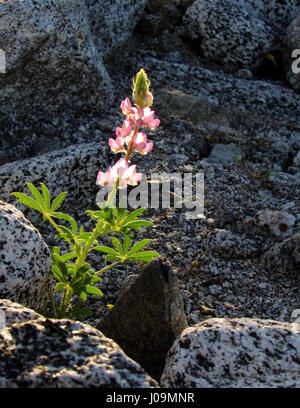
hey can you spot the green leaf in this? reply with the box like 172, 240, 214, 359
121, 208, 146, 225
105, 254, 118, 263
93, 246, 119, 256
26, 182, 45, 209
54, 282, 65, 293
52, 212, 73, 222
70, 218, 78, 235
40, 183, 51, 210
62, 252, 77, 262
77, 264, 91, 275
58, 225, 73, 238
127, 239, 152, 256
52, 264, 65, 282
128, 251, 160, 262
80, 291, 87, 302
85, 285, 103, 297
123, 234, 132, 254
53, 255, 68, 277
122, 220, 153, 229
12, 192, 43, 213
51, 192, 67, 211
52, 247, 60, 257
111, 237, 122, 254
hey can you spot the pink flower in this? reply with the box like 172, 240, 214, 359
116, 120, 132, 139
97, 158, 142, 188
133, 132, 153, 155
97, 167, 113, 187
123, 164, 143, 186
142, 108, 160, 130
108, 136, 125, 154
121, 98, 136, 116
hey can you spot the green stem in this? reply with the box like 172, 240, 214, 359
74, 178, 120, 274
46, 215, 74, 250
95, 261, 121, 275
59, 287, 67, 318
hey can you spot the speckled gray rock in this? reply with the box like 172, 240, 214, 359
0, 299, 42, 327
210, 229, 259, 259
283, 15, 300, 92
209, 144, 243, 166
0, 318, 157, 388
254, 210, 296, 239
0, 0, 147, 163
0, 142, 108, 227
234, 0, 300, 36
161, 318, 300, 387
85, 0, 148, 54
99, 260, 188, 381
0, 201, 51, 311
183, 0, 275, 69
263, 232, 300, 276
294, 151, 300, 167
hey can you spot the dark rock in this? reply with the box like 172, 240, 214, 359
98, 259, 187, 380
263, 232, 300, 276
283, 15, 300, 92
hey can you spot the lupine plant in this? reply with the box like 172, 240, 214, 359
12, 69, 160, 320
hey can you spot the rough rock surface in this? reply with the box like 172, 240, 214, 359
209, 144, 243, 166
263, 232, 300, 276
98, 260, 187, 381
254, 210, 296, 239
283, 15, 300, 92
0, 142, 109, 228
0, 299, 42, 327
233, 0, 300, 36
86, 0, 148, 53
0, 317, 157, 388
183, 0, 275, 69
161, 318, 300, 387
0, 201, 51, 311
0, 0, 147, 164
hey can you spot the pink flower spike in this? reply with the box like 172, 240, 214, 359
116, 120, 132, 139
108, 137, 125, 154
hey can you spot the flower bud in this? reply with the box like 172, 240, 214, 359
132, 68, 153, 109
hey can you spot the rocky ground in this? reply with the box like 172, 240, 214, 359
0, 0, 299, 388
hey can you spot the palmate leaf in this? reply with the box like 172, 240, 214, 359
12, 192, 43, 212
26, 182, 45, 209
93, 245, 119, 257
121, 208, 146, 225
